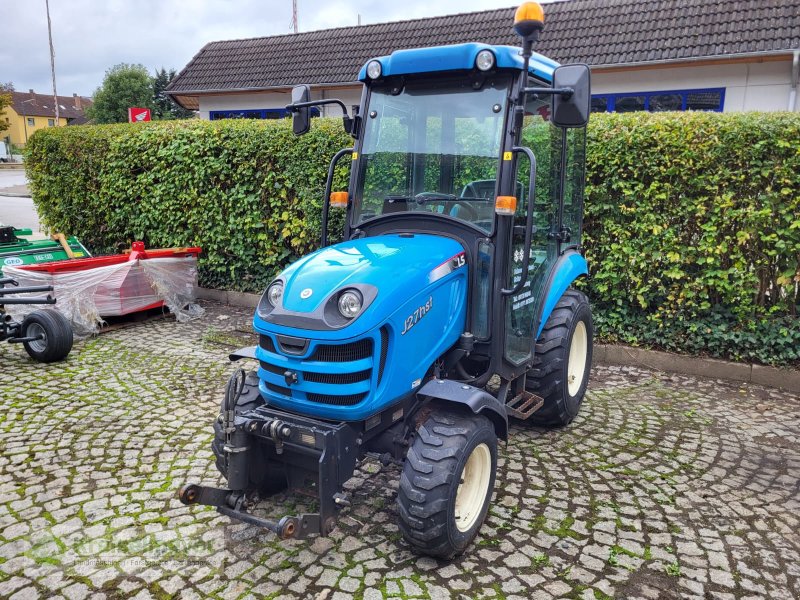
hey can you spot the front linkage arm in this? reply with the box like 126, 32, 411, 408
178, 483, 308, 539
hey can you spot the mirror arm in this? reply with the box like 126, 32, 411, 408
523, 86, 575, 98
285, 99, 354, 134
285, 98, 349, 114
501, 146, 537, 296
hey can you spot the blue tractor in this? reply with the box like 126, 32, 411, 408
181, 2, 593, 558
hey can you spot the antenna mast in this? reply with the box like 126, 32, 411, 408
291, 0, 298, 33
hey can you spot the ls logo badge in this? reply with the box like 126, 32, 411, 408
300, 288, 313, 299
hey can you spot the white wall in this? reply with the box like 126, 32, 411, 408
198, 85, 364, 120
195, 59, 796, 119
593, 58, 795, 112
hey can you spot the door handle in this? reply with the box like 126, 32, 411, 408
501, 146, 537, 296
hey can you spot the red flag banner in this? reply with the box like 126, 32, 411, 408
128, 107, 151, 123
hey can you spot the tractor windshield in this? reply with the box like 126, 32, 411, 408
353, 74, 512, 233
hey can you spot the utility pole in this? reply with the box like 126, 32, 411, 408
291, 0, 298, 33
45, 0, 59, 125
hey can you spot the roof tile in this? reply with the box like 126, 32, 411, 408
167, 0, 800, 95
7, 91, 92, 120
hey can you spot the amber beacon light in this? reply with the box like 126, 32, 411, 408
514, 1, 545, 41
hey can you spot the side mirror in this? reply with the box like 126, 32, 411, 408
551, 64, 591, 128
290, 84, 311, 135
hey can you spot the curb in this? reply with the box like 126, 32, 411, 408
197, 286, 800, 394
0, 191, 31, 198
196, 286, 260, 309
594, 344, 800, 394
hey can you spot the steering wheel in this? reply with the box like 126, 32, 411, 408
414, 192, 479, 221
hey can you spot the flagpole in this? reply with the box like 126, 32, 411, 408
45, 0, 59, 125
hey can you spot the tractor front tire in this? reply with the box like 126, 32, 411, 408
21, 309, 73, 363
397, 409, 497, 559
211, 371, 287, 495
526, 289, 593, 427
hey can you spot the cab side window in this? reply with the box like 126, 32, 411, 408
559, 127, 587, 248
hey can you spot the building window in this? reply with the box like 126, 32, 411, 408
48, 118, 55, 127
591, 88, 725, 113
208, 107, 320, 121
27, 117, 35, 126
615, 95, 645, 113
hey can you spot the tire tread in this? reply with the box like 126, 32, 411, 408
21, 309, 73, 363
526, 289, 593, 427
397, 409, 495, 559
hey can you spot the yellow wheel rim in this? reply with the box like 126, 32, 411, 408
567, 320, 588, 397
454, 443, 492, 532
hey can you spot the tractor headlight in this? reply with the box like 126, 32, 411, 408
267, 282, 284, 307
337, 290, 363, 319
475, 50, 495, 71
366, 60, 382, 79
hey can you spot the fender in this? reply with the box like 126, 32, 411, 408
417, 379, 508, 440
535, 250, 588, 339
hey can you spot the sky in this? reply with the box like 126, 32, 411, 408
0, 0, 547, 98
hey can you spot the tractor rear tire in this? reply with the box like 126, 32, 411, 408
526, 289, 593, 427
397, 408, 497, 559
21, 309, 73, 363
211, 371, 287, 495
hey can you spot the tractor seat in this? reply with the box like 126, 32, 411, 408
382, 197, 408, 214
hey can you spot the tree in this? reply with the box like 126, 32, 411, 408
0, 82, 13, 135
152, 68, 194, 120
87, 64, 154, 124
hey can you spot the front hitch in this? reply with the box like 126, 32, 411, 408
180, 404, 359, 540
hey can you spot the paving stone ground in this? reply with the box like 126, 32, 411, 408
1, 301, 798, 600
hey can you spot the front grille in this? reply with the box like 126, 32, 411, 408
277, 335, 308, 355
266, 382, 291, 397
378, 327, 389, 384
310, 339, 373, 362
260, 335, 276, 353
260, 361, 285, 376
303, 369, 371, 385
259, 334, 380, 408
306, 392, 367, 406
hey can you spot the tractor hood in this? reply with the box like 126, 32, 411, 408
254, 233, 466, 339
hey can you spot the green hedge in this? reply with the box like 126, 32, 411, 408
25, 119, 351, 291
583, 112, 799, 365
25, 113, 800, 365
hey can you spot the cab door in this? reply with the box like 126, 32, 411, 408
504, 100, 586, 365
503, 104, 558, 365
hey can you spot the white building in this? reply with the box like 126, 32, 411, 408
166, 0, 800, 119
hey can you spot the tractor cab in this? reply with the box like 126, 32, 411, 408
181, 2, 594, 559
290, 38, 590, 385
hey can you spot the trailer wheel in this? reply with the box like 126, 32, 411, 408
397, 409, 497, 559
212, 371, 287, 495
526, 289, 593, 427
21, 309, 73, 363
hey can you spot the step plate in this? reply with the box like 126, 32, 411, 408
506, 390, 544, 420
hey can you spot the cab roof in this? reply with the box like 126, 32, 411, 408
358, 43, 558, 83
